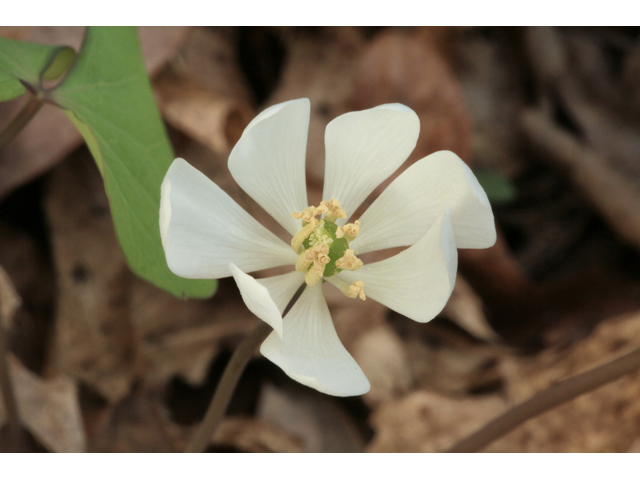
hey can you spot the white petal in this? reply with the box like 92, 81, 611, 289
350, 150, 496, 254
260, 284, 370, 397
338, 209, 457, 323
160, 158, 297, 279
322, 104, 419, 221
228, 99, 310, 236
256, 271, 305, 314
229, 263, 284, 337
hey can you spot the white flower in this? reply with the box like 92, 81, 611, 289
160, 98, 496, 397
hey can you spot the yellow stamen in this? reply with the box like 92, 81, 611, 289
292, 206, 324, 223
296, 244, 329, 273
291, 219, 317, 253
347, 281, 366, 301
336, 220, 360, 241
320, 198, 347, 222
304, 256, 328, 286
335, 249, 363, 271
331, 277, 366, 301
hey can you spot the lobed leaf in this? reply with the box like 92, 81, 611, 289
52, 27, 216, 299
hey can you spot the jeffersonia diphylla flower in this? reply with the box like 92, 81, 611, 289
159, 98, 496, 397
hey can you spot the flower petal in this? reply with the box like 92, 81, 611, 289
350, 150, 496, 254
260, 284, 370, 397
160, 158, 296, 279
256, 271, 305, 314
338, 209, 457, 323
229, 263, 284, 338
228, 99, 310, 236
322, 104, 419, 221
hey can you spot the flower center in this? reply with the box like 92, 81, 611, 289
291, 198, 365, 299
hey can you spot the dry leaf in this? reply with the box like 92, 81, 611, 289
367, 390, 505, 452
155, 69, 253, 156
397, 318, 504, 396
45, 151, 137, 402
351, 28, 471, 162
0, 264, 20, 329
442, 274, 498, 342
170, 27, 254, 104
0, 354, 84, 453
211, 417, 303, 453
134, 278, 257, 388
458, 28, 527, 175
489, 311, 640, 452
88, 394, 184, 452
257, 382, 367, 452
351, 324, 413, 407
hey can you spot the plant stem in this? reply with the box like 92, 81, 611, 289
447, 345, 640, 452
185, 284, 305, 453
0, 313, 21, 439
0, 96, 44, 151
184, 321, 271, 453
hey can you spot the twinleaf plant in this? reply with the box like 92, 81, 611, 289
0, 27, 216, 299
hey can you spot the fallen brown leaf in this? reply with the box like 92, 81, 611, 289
155, 68, 253, 156
87, 394, 184, 452
367, 390, 505, 452
0, 264, 20, 330
489, 310, 640, 452
351, 28, 471, 163
45, 151, 137, 402
442, 274, 498, 342
170, 27, 254, 105
257, 382, 367, 453
0, 354, 84, 453
211, 417, 303, 453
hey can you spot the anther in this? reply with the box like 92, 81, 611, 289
335, 249, 363, 271
320, 198, 347, 222
336, 220, 360, 241
347, 281, 366, 301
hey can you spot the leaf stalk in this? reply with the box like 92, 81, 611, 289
0, 96, 44, 151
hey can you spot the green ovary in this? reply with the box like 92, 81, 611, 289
301, 219, 348, 278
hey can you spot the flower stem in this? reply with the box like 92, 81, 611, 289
184, 320, 271, 453
447, 345, 640, 452
0, 96, 44, 151
184, 284, 304, 453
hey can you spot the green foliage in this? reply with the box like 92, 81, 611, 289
51, 27, 216, 299
474, 169, 517, 204
0, 71, 25, 102
0, 29, 216, 299
0, 37, 75, 100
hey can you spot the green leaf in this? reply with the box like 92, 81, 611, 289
42, 47, 77, 81
52, 27, 216, 299
474, 169, 517, 204
0, 36, 75, 101
0, 71, 24, 102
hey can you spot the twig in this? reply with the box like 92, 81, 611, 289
0, 96, 44, 151
521, 109, 640, 252
184, 284, 305, 453
447, 345, 640, 452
